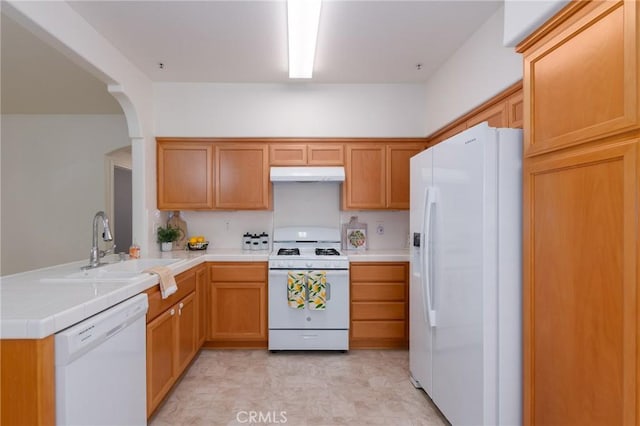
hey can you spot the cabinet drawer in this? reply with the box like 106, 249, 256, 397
352, 302, 405, 320
350, 263, 406, 282
351, 283, 405, 301
210, 263, 267, 282
269, 144, 307, 166
351, 321, 405, 339
146, 269, 196, 322
307, 144, 344, 165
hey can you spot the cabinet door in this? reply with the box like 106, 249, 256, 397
215, 144, 270, 209
269, 144, 307, 166
209, 282, 267, 342
157, 141, 213, 210
176, 292, 197, 374
195, 265, 208, 347
344, 144, 386, 209
146, 308, 177, 416
523, 139, 638, 425
507, 92, 524, 129
466, 101, 508, 128
386, 144, 422, 209
523, 0, 639, 155
307, 143, 344, 165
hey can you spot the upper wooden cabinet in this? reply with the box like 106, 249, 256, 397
467, 101, 508, 128
519, 0, 639, 156
214, 144, 270, 210
344, 143, 422, 210
157, 139, 271, 211
426, 82, 523, 146
507, 91, 524, 129
158, 138, 425, 211
386, 144, 423, 209
344, 144, 386, 209
269, 143, 344, 166
157, 141, 214, 210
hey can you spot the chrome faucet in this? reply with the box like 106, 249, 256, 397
84, 211, 115, 269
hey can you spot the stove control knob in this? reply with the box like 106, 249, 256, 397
288, 262, 295, 268
305, 262, 312, 268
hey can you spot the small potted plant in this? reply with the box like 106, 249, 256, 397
157, 224, 180, 252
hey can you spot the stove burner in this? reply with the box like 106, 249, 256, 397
277, 248, 300, 256
315, 248, 341, 256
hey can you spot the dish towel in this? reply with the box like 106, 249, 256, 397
307, 271, 327, 310
144, 266, 178, 299
287, 272, 306, 309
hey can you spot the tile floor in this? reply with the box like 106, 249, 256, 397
149, 349, 448, 426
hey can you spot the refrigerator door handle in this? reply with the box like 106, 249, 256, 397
421, 186, 437, 327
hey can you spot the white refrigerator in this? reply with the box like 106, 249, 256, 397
409, 122, 522, 426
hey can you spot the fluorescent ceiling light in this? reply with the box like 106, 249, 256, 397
287, 0, 322, 79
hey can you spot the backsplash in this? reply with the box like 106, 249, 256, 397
178, 183, 409, 250
340, 210, 410, 250
178, 210, 273, 249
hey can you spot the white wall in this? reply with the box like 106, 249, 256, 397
1, 115, 129, 275
154, 83, 427, 137
152, 83, 424, 250
174, 183, 409, 251
503, 0, 570, 47
4, 1, 157, 255
424, 6, 523, 135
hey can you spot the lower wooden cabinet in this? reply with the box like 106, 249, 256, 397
207, 262, 268, 348
523, 138, 638, 425
195, 264, 208, 347
350, 262, 408, 348
0, 336, 55, 426
146, 306, 179, 416
145, 268, 200, 417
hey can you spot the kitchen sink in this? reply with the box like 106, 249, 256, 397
42, 258, 184, 283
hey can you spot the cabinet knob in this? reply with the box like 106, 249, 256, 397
170, 308, 175, 316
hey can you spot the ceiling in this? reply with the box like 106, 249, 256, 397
1, 1, 502, 114
67, 0, 502, 84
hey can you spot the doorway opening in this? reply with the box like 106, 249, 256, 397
106, 146, 132, 254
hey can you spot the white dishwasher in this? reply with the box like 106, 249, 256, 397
55, 293, 148, 426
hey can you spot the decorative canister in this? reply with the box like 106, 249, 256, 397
260, 232, 269, 251
251, 234, 260, 251
242, 233, 252, 251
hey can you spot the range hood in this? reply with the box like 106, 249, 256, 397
270, 166, 345, 182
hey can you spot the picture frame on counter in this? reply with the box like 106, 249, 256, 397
343, 216, 367, 251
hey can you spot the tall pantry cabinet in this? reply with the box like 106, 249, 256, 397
517, 1, 640, 424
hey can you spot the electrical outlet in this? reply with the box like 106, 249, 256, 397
376, 224, 384, 235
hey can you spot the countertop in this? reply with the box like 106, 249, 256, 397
1, 248, 408, 339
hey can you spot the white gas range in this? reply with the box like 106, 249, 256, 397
268, 227, 349, 351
